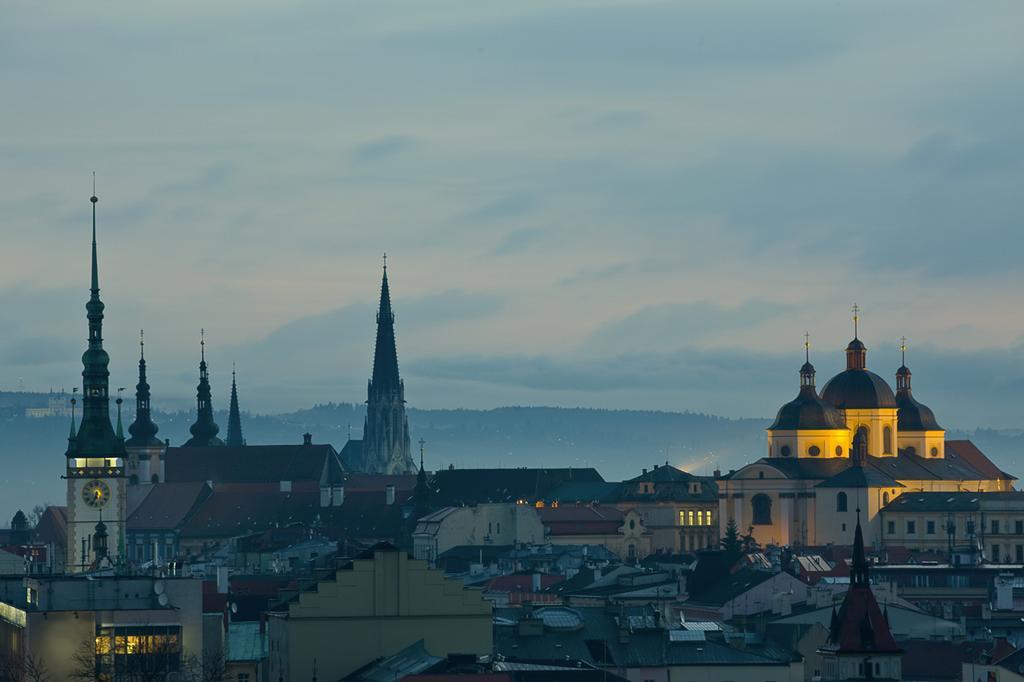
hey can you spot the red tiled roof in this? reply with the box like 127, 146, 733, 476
34, 506, 68, 549
946, 440, 1016, 480
128, 481, 211, 531
486, 574, 565, 592
538, 505, 624, 536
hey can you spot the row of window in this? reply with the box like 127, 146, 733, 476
887, 519, 1024, 536
678, 510, 714, 526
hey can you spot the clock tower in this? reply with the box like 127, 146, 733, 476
65, 189, 127, 572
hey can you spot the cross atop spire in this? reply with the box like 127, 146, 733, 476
900, 336, 907, 365
200, 328, 205, 363
852, 303, 860, 339
804, 332, 810, 363
418, 438, 426, 469
127, 328, 160, 447
139, 328, 145, 359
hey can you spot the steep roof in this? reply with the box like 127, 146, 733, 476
127, 481, 211, 531
34, 506, 68, 550
880, 491, 1024, 513
687, 568, 776, 606
816, 465, 904, 489
946, 440, 1016, 480
164, 444, 343, 484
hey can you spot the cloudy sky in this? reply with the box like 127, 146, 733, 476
3, 1, 1024, 428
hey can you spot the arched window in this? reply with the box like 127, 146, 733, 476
752, 494, 772, 525
883, 492, 890, 505
837, 491, 848, 512
883, 425, 893, 454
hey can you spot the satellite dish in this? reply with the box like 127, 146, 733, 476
157, 593, 169, 607
153, 581, 165, 595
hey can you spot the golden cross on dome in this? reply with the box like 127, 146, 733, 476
851, 303, 860, 338
804, 331, 810, 361
900, 336, 907, 365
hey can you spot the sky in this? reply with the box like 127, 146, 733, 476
2, 1, 1024, 429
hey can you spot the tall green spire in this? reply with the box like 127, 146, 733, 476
183, 329, 224, 447
127, 329, 161, 447
69, 186, 125, 458
225, 365, 245, 447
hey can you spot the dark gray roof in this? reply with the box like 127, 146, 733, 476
769, 386, 847, 431
821, 369, 898, 409
816, 465, 904, 489
881, 491, 1024, 513
493, 606, 797, 668
896, 389, 942, 431
164, 444, 343, 484
431, 468, 604, 507
687, 568, 776, 606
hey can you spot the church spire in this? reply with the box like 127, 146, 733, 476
800, 332, 816, 388
850, 507, 869, 586
371, 254, 401, 395
127, 329, 160, 447
896, 336, 912, 391
844, 303, 867, 370
71, 182, 125, 458
225, 364, 245, 447
183, 329, 224, 447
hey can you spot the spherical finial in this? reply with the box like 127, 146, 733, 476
90, 195, 98, 203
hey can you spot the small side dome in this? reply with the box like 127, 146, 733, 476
770, 360, 847, 431
895, 363, 942, 431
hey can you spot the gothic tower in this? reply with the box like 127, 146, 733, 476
66, 189, 128, 572
225, 366, 246, 447
362, 259, 415, 473
126, 330, 166, 484
183, 331, 224, 447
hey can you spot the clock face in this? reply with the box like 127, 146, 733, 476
82, 480, 111, 509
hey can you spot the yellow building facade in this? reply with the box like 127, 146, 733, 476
266, 544, 492, 681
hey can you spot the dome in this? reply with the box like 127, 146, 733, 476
769, 385, 848, 431
821, 369, 897, 409
896, 391, 941, 430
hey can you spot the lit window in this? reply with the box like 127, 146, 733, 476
687, 511, 695, 526
705, 510, 713, 526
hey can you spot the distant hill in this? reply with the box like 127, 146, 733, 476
0, 393, 1020, 524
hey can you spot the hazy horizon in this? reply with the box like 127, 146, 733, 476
4, 2, 1024, 429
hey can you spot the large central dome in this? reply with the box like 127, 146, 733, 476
820, 338, 897, 409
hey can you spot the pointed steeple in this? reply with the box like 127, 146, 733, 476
362, 255, 415, 473
115, 393, 124, 440
413, 438, 430, 518
371, 254, 401, 395
70, 184, 125, 458
127, 330, 161, 447
845, 303, 867, 370
850, 507, 869, 586
183, 329, 224, 447
225, 364, 245, 447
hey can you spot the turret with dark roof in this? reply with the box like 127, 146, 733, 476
819, 510, 902, 669
894, 346, 942, 432
126, 330, 161, 447
183, 331, 224, 447
769, 348, 847, 432
68, 191, 125, 460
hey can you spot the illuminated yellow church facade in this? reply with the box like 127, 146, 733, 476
718, 330, 1015, 549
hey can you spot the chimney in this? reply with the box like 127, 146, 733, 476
216, 566, 229, 594
332, 485, 344, 506
303, 433, 312, 445
713, 469, 721, 478
385, 484, 396, 505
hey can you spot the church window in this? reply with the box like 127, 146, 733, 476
808, 445, 820, 457
751, 494, 772, 525
927, 520, 936, 534
883, 426, 893, 454
835, 445, 843, 456
837, 492, 848, 512
907, 521, 916, 534
883, 492, 890, 505
780, 445, 791, 457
